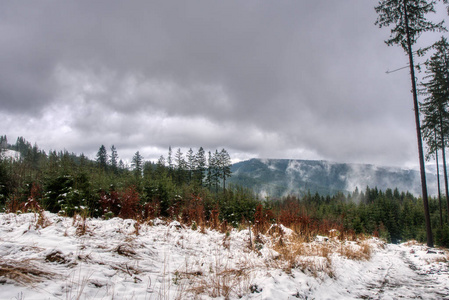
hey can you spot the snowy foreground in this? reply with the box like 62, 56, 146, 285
0, 213, 448, 300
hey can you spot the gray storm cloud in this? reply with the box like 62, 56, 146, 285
1, 1, 446, 165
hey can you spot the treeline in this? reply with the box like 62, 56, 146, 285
94, 144, 232, 193
0, 136, 239, 219
270, 187, 449, 246
1, 136, 448, 247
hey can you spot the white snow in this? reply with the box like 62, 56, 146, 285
0, 212, 448, 299
1, 149, 20, 161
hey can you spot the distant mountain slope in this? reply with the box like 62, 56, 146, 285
229, 158, 438, 197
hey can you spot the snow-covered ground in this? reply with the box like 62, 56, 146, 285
0, 212, 448, 300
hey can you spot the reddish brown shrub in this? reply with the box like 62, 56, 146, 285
180, 195, 206, 227
118, 186, 141, 219
99, 190, 121, 216
143, 200, 158, 220
23, 182, 43, 212
209, 205, 220, 230
254, 204, 274, 234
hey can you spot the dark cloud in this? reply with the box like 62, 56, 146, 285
1, 1, 447, 166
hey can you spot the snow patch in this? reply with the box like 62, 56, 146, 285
0, 213, 447, 299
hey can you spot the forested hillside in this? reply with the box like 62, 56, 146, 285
229, 158, 438, 197
0, 136, 448, 246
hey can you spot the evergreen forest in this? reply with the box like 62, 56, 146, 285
1, 136, 448, 247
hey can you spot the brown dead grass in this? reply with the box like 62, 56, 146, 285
269, 227, 373, 279
403, 240, 421, 247
270, 232, 338, 278
0, 259, 57, 285
339, 241, 372, 261
175, 252, 254, 300
185, 266, 253, 300
115, 243, 138, 257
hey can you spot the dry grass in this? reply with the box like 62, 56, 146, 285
45, 249, 71, 264
403, 240, 421, 247
269, 226, 373, 278
339, 241, 372, 261
174, 253, 254, 300
0, 259, 57, 285
35, 210, 51, 229
294, 256, 335, 279
185, 266, 253, 300
270, 232, 337, 278
115, 243, 138, 257
0, 213, 382, 299
74, 214, 90, 236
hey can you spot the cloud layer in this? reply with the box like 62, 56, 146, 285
1, 1, 447, 166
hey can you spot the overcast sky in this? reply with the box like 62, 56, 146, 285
1, 1, 448, 167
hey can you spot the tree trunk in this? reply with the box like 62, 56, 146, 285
440, 115, 449, 225
404, 0, 433, 247
442, 145, 449, 224
444, 53, 449, 224
223, 174, 226, 194
435, 131, 443, 228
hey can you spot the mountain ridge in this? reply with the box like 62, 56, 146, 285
229, 158, 438, 197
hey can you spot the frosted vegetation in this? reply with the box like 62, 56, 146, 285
1, 212, 448, 299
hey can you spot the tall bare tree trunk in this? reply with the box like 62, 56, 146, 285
404, 0, 433, 247
440, 114, 449, 225
435, 131, 443, 228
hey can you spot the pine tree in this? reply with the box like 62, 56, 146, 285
143, 161, 153, 181
211, 150, 221, 193
110, 145, 119, 172
96, 145, 108, 170
167, 146, 173, 179
174, 148, 187, 185
421, 37, 449, 225
0, 135, 7, 151
119, 159, 125, 170
375, 0, 445, 247
131, 151, 143, 177
167, 146, 173, 170
187, 148, 195, 184
218, 148, 232, 193
194, 147, 206, 186
206, 151, 213, 190
155, 155, 166, 178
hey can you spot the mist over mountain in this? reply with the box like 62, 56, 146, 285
229, 158, 439, 197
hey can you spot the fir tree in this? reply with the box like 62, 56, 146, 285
187, 148, 195, 184
421, 37, 449, 225
206, 151, 213, 190
131, 151, 143, 177
167, 146, 173, 170
110, 145, 119, 172
194, 147, 206, 186
96, 145, 108, 170
156, 155, 166, 178
119, 159, 125, 170
0, 135, 7, 151
167, 146, 173, 179
211, 150, 221, 193
174, 148, 187, 185
375, 0, 446, 247
218, 148, 232, 193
